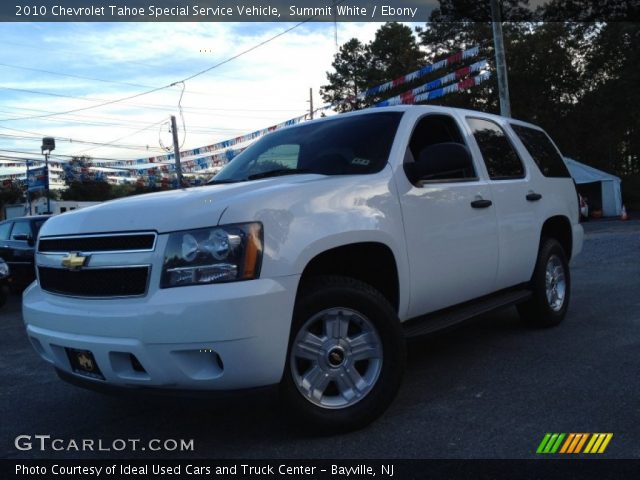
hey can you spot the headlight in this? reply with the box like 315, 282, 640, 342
0, 260, 9, 278
161, 223, 263, 288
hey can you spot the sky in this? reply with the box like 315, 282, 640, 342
0, 21, 394, 176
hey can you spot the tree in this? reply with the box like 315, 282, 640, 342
565, 22, 640, 177
110, 183, 136, 198
0, 184, 24, 217
415, 1, 534, 112
60, 156, 112, 201
321, 38, 370, 112
321, 23, 426, 111
366, 23, 425, 90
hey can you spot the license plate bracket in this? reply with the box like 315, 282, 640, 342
65, 348, 105, 380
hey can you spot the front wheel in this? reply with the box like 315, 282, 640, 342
281, 276, 406, 432
518, 238, 571, 327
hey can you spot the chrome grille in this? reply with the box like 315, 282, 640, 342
38, 233, 156, 253
38, 266, 150, 297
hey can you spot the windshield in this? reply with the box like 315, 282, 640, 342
210, 112, 403, 183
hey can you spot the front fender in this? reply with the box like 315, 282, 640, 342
218, 168, 411, 318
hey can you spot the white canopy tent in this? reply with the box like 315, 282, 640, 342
564, 157, 622, 217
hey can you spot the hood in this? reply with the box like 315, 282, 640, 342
39, 175, 325, 237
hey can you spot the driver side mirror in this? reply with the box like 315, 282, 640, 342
13, 234, 34, 246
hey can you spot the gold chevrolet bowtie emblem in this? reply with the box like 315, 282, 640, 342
77, 353, 94, 371
61, 252, 90, 270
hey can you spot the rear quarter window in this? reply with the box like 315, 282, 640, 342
466, 117, 525, 180
511, 124, 571, 178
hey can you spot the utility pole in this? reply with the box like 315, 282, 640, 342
41, 137, 55, 214
490, 0, 511, 117
26, 160, 32, 216
170, 115, 184, 188
308, 88, 314, 119
332, 1, 338, 48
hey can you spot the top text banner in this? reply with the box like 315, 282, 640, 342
5, 1, 435, 22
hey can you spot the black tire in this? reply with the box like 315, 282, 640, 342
0, 288, 6, 308
281, 275, 406, 433
517, 238, 571, 327
9, 282, 25, 294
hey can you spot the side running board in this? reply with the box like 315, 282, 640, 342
403, 288, 532, 339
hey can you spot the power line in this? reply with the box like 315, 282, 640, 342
0, 62, 230, 98
0, 109, 248, 133
0, 118, 169, 152
0, 132, 164, 153
0, 83, 175, 123
0, 89, 307, 119
0, 62, 162, 90
71, 118, 169, 156
0, 148, 139, 163
0, 14, 332, 123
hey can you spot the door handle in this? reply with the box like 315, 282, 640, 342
526, 192, 542, 201
471, 199, 493, 209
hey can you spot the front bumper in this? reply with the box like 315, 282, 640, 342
23, 276, 299, 390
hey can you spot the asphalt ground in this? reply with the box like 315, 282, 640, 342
1, 219, 639, 460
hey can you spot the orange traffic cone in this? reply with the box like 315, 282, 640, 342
621, 204, 629, 221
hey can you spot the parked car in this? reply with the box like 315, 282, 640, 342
0, 258, 9, 307
23, 106, 583, 431
579, 194, 589, 221
0, 215, 50, 291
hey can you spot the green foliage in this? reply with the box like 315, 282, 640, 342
321, 38, 371, 112
60, 181, 112, 201
0, 186, 24, 216
417, 1, 639, 181
321, 23, 425, 111
60, 155, 113, 201
110, 183, 136, 198
621, 175, 640, 211
322, 2, 638, 187
367, 23, 425, 87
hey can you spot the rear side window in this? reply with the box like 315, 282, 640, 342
511, 124, 571, 178
0, 221, 12, 240
467, 118, 525, 180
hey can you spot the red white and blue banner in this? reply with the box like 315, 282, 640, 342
375, 60, 488, 107
85, 116, 305, 169
375, 71, 492, 107
352, 45, 480, 102
2, 46, 488, 187
84, 45, 482, 171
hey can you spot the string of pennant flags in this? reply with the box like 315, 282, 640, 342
1, 45, 489, 187
79, 45, 483, 171
375, 60, 489, 107
336, 45, 481, 108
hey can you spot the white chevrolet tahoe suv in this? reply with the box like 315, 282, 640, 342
23, 106, 583, 431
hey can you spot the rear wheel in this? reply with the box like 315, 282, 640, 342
518, 238, 570, 327
281, 275, 405, 432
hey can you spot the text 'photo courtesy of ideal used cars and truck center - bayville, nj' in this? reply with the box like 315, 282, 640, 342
1, 1, 640, 479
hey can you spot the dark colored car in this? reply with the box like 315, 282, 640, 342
0, 258, 8, 307
0, 215, 50, 291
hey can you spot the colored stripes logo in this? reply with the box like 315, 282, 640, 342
537, 433, 613, 454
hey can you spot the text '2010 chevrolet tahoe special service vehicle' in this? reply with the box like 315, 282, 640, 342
24, 106, 583, 431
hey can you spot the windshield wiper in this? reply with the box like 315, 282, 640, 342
207, 178, 242, 185
247, 168, 311, 180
